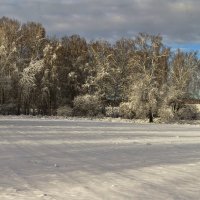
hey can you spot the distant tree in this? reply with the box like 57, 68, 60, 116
15, 21, 47, 114
165, 50, 198, 114
60, 35, 89, 104
85, 39, 135, 106
0, 17, 20, 106
127, 33, 170, 122
188, 59, 200, 99
112, 38, 135, 101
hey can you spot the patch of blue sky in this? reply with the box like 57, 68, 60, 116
169, 43, 200, 57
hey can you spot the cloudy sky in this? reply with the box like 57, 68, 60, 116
0, 0, 200, 50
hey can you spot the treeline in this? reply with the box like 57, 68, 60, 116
0, 17, 200, 121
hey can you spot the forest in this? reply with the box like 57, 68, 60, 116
0, 16, 200, 121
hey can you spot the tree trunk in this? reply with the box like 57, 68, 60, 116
149, 107, 153, 123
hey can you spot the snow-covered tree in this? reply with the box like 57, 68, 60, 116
164, 50, 198, 114
85, 40, 133, 106
60, 35, 89, 104
127, 33, 170, 122
0, 17, 20, 105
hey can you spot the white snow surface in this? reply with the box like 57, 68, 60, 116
0, 117, 200, 199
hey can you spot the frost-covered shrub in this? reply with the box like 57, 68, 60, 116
176, 105, 198, 120
159, 104, 198, 121
73, 95, 103, 116
158, 107, 174, 121
56, 105, 73, 117
119, 102, 135, 119
105, 106, 120, 118
134, 104, 150, 119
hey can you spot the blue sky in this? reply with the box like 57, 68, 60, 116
169, 43, 200, 57
0, 0, 200, 53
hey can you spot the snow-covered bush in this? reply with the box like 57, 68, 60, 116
134, 104, 150, 119
119, 102, 135, 119
105, 106, 120, 118
56, 105, 73, 117
73, 95, 103, 116
176, 105, 198, 120
158, 106, 174, 121
159, 104, 198, 121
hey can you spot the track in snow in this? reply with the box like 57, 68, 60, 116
0, 118, 200, 199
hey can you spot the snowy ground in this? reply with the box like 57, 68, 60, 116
0, 118, 200, 200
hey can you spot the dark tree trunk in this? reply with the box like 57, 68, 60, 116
149, 107, 153, 123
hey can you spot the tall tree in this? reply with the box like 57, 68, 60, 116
165, 50, 198, 113
128, 33, 170, 122
59, 35, 89, 104
0, 17, 20, 105
15, 21, 47, 114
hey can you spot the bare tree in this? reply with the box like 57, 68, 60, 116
165, 50, 198, 113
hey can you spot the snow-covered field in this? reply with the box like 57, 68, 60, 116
0, 118, 200, 200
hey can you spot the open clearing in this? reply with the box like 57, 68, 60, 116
0, 118, 200, 200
